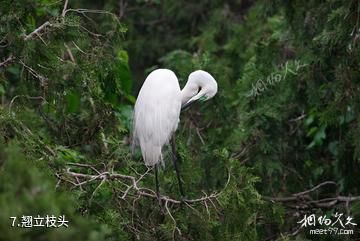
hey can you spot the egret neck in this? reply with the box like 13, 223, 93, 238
181, 70, 218, 110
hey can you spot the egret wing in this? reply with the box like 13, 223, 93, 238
133, 69, 181, 166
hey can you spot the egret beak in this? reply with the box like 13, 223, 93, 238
181, 94, 208, 112
181, 99, 196, 112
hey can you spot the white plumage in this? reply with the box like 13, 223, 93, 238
133, 69, 181, 166
133, 69, 217, 167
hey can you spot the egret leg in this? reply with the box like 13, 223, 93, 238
171, 136, 185, 197
155, 164, 160, 199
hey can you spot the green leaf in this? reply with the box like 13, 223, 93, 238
65, 91, 81, 113
306, 126, 318, 137
115, 105, 133, 131
0, 84, 5, 96
313, 125, 326, 145
115, 50, 132, 94
305, 115, 314, 126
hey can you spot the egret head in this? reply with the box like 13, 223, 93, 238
181, 70, 218, 110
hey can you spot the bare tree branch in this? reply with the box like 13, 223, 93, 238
24, 6, 118, 42
262, 181, 360, 209
292, 181, 336, 197
64, 43, 76, 63
61, 166, 226, 205
62, 0, 69, 17
57, 164, 231, 238
0, 55, 14, 68
118, 0, 128, 19
9, 95, 46, 114
24, 21, 52, 41
18, 60, 48, 87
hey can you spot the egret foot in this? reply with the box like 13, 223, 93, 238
178, 194, 188, 206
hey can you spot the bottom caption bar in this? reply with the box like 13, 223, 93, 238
10, 215, 69, 228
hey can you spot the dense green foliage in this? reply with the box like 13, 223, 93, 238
1, 0, 359, 240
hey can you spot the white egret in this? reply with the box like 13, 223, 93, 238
133, 69, 218, 197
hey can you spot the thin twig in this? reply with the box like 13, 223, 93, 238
164, 199, 182, 240
57, 164, 232, 238
90, 177, 107, 204
63, 167, 226, 206
289, 113, 306, 122
71, 41, 87, 54
9, 95, 46, 114
18, 60, 48, 85
62, 0, 69, 17
64, 43, 76, 63
0, 55, 14, 68
262, 181, 360, 210
24, 21, 52, 41
293, 181, 336, 197
196, 128, 205, 145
